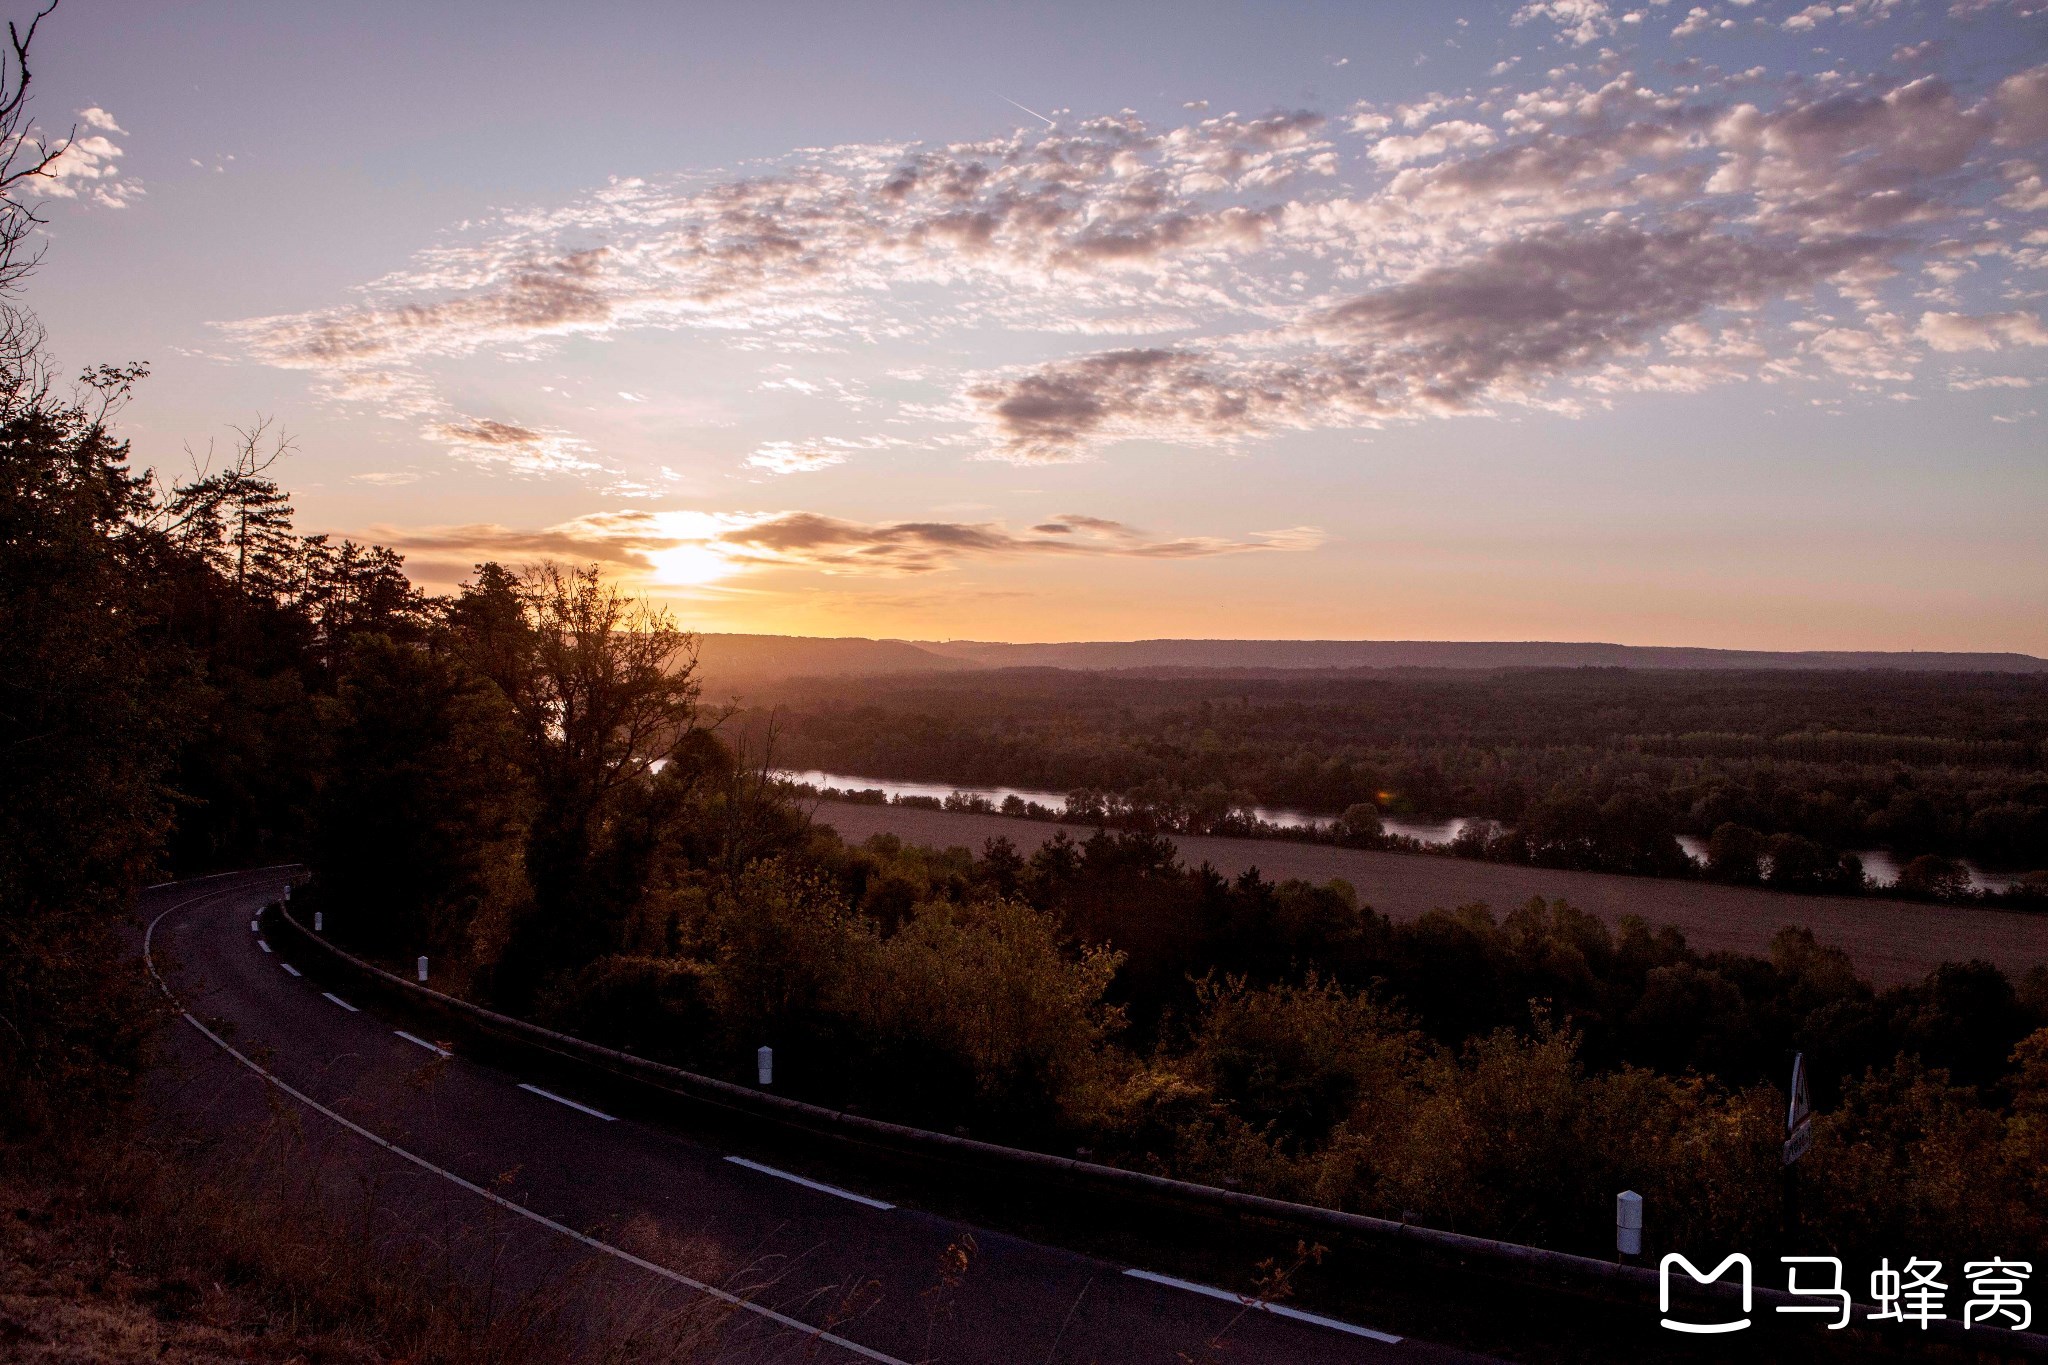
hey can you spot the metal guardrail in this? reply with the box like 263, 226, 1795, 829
270, 898, 2048, 1356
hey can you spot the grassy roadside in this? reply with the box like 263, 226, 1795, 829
0, 1120, 724, 1364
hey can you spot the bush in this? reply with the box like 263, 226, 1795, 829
836, 895, 1124, 1130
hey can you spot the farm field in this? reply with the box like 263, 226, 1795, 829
811, 799, 2048, 988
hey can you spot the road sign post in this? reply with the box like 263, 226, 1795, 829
1782, 1052, 1812, 1234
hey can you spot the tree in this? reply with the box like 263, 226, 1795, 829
1895, 853, 1970, 899
1706, 822, 1766, 884
298, 537, 429, 674
0, 2, 68, 386
0, 364, 173, 1132
311, 636, 528, 966
446, 561, 533, 705
0, 7, 175, 1134
165, 419, 299, 601
1763, 832, 1827, 891
497, 563, 706, 992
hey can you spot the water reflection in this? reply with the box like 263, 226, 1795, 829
780, 770, 2024, 892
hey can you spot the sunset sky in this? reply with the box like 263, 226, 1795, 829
24, 0, 2048, 649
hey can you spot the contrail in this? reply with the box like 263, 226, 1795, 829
998, 94, 1056, 128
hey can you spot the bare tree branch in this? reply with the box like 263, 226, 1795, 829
0, 2, 68, 295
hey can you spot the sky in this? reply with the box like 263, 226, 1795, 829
20, 0, 2048, 650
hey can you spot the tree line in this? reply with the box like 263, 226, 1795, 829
742, 668, 2048, 892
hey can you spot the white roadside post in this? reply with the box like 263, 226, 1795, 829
313, 911, 323, 932
1616, 1190, 1644, 1260
283, 884, 292, 902
757, 1046, 773, 1086
417, 956, 429, 983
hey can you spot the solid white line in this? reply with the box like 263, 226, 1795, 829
146, 864, 302, 892
724, 1156, 896, 1211
518, 1082, 615, 1122
396, 1030, 452, 1058
1123, 1268, 1402, 1344
321, 991, 360, 1013
281, 963, 302, 977
141, 889, 902, 1365
258, 939, 272, 953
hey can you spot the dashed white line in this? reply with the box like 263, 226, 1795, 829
395, 1030, 452, 1058
321, 991, 359, 1013
258, 939, 272, 953
280, 963, 302, 977
250, 919, 259, 932
1122, 1269, 1401, 1343
518, 1082, 615, 1121
724, 1156, 896, 1211
140, 892, 904, 1365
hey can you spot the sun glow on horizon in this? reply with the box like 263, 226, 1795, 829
645, 540, 741, 588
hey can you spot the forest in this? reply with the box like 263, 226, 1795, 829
742, 668, 2048, 893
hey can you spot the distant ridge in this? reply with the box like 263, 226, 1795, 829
916, 639, 2048, 673
695, 633, 969, 686
695, 633, 2048, 681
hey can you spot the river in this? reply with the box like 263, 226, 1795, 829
775, 769, 2027, 893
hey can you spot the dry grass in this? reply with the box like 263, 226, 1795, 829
0, 1118, 738, 1365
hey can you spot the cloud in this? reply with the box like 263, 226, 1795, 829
234, 248, 615, 372
1707, 76, 1993, 231
1917, 310, 2048, 350
421, 417, 605, 474
374, 507, 1324, 584
1782, 4, 1838, 31
41, 112, 139, 208
1366, 120, 1499, 167
746, 441, 846, 475
229, 111, 1331, 382
1513, 0, 1617, 46
968, 222, 1893, 459
218, 22, 2048, 479
1673, 7, 1734, 39
1994, 64, 2048, 145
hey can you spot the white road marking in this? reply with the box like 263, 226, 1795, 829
518, 1082, 615, 1121
258, 939, 272, 953
396, 1030, 451, 1058
146, 864, 301, 893
321, 991, 360, 1013
140, 891, 903, 1365
1123, 1268, 1402, 1344
281, 963, 302, 977
251, 919, 259, 932
724, 1156, 896, 1211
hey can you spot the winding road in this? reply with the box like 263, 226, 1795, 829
142, 869, 1498, 1365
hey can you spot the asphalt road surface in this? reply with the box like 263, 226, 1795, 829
143, 869, 1499, 1365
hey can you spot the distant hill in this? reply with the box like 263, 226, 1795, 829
695, 634, 971, 688
913, 639, 2048, 673
695, 633, 2048, 681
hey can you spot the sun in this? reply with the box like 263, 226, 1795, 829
645, 542, 737, 588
